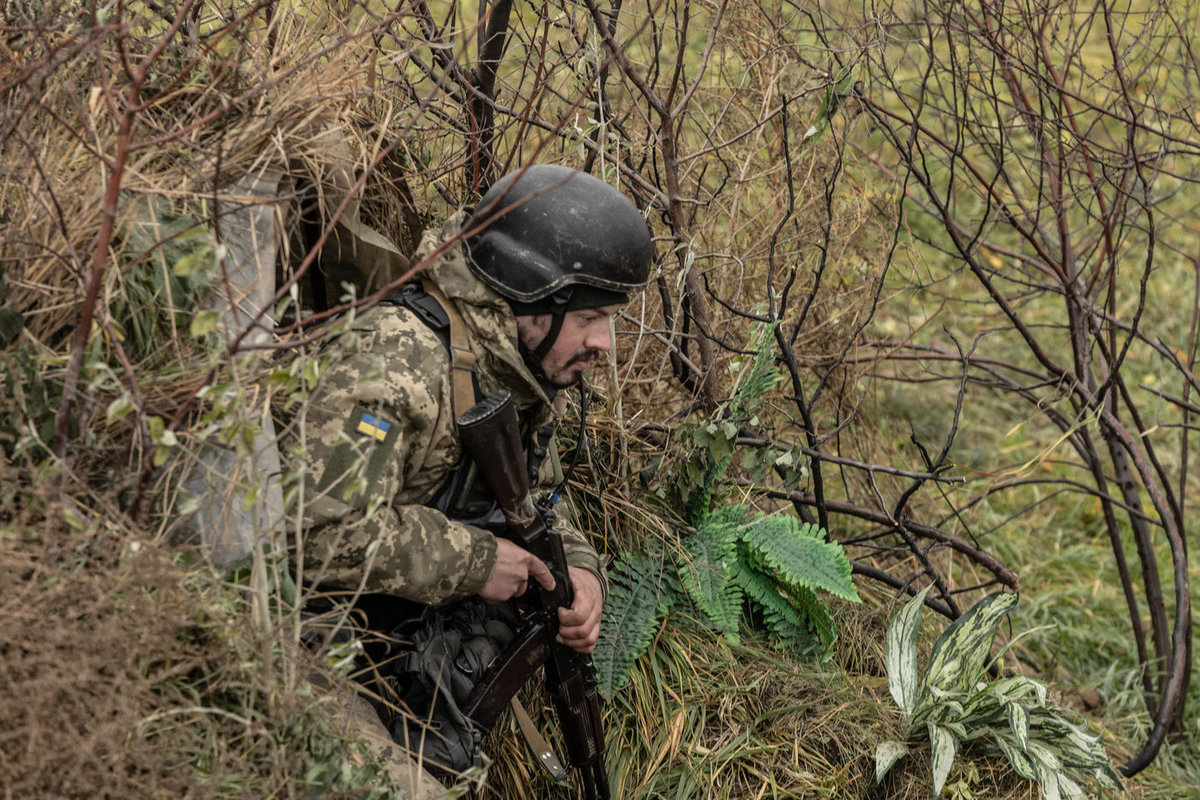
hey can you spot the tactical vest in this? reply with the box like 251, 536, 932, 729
381, 281, 554, 536
308, 281, 554, 633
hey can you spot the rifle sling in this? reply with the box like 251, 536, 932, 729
460, 620, 570, 781
510, 696, 569, 781
463, 621, 550, 726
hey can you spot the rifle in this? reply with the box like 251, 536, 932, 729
456, 390, 609, 800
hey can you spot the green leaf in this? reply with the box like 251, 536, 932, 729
679, 519, 743, 642
733, 559, 809, 646
1035, 763, 1063, 800
728, 322, 783, 419
273, 557, 298, 607
147, 415, 176, 467
787, 583, 837, 653
105, 394, 135, 426
928, 722, 958, 797
190, 310, 220, 338
802, 65, 857, 143
303, 357, 322, 389
886, 585, 931, 718
923, 591, 1018, 694
1056, 772, 1087, 800
875, 740, 908, 783
986, 675, 1045, 706
1007, 701, 1030, 751
959, 686, 1009, 727
993, 734, 1039, 781
242, 484, 261, 511
1028, 739, 1064, 771
595, 553, 675, 699
173, 248, 211, 277
62, 505, 85, 530
741, 515, 858, 601
924, 695, 967, 731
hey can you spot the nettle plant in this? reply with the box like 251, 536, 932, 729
877, 587, 1122, 799
593, 326, 858, 698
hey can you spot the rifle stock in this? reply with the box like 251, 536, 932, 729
457, 391, 609, 800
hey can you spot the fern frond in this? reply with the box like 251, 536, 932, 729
595, 553, 675, 699
729, 322, 783, 420
788, 584, 838, 653
732, 555, 809, 646
697, 503, 754, 534
677, 514, 743, 642
742, 514, 859, 602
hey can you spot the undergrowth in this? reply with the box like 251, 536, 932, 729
0, 481, 405, 799
594, 326, 858, 697
3, 0, 1197, 798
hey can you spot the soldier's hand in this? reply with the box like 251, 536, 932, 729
479, 538, 555, 603
557, 567, 603, 654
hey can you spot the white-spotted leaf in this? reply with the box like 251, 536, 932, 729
928, 722, 957, 797
886, 584, 931, 717
875, 739, 908, 783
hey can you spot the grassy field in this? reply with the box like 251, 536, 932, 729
2, 0, 1198, 797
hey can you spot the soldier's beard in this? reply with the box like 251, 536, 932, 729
546, 348, 600, 389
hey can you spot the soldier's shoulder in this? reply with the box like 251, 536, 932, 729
352, 303, 453, 357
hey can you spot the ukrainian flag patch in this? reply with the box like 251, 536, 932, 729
356, 412, 391, 442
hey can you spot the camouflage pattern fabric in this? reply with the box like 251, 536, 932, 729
317, 674, 449, 799
284, 214, 606, 605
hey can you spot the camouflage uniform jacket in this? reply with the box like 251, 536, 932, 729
291, 215, 605, 605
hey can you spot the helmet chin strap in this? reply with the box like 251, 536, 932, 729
540, 373, 588, 511
518, 310, 564, 390
520, 310, 564, 392
528, 288, 572, 362
530, 309, 565, 362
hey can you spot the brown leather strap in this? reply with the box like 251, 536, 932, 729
510, 696, 568, 781
421, 278, 477, 418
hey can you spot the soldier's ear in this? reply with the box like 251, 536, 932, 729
514, 313, 552, 350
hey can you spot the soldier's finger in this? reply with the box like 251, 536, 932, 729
559, 600, 599, 626
557, 626, 599, 653
528, 555, 556, 591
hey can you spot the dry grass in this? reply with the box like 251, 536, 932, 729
475, 592, 1065, 800
2, 1, 1187, 798
0, 465, 415, 799
1, 484, 264, 796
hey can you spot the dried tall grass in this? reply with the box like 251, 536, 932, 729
0, 1, 1148, 798
0, 472, 341, 798
2, 2, 416, 405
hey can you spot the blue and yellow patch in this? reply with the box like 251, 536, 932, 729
356, 412, 391, 442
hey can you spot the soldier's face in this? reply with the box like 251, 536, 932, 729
516, 304, 622, 388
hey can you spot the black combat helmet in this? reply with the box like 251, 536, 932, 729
465, 164, 654, 314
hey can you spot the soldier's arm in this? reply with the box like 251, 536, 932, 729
293, 313, 498, 604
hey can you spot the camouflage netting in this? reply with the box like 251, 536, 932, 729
1, 3, 447, 567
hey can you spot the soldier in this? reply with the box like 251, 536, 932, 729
288, 164, 653, 796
